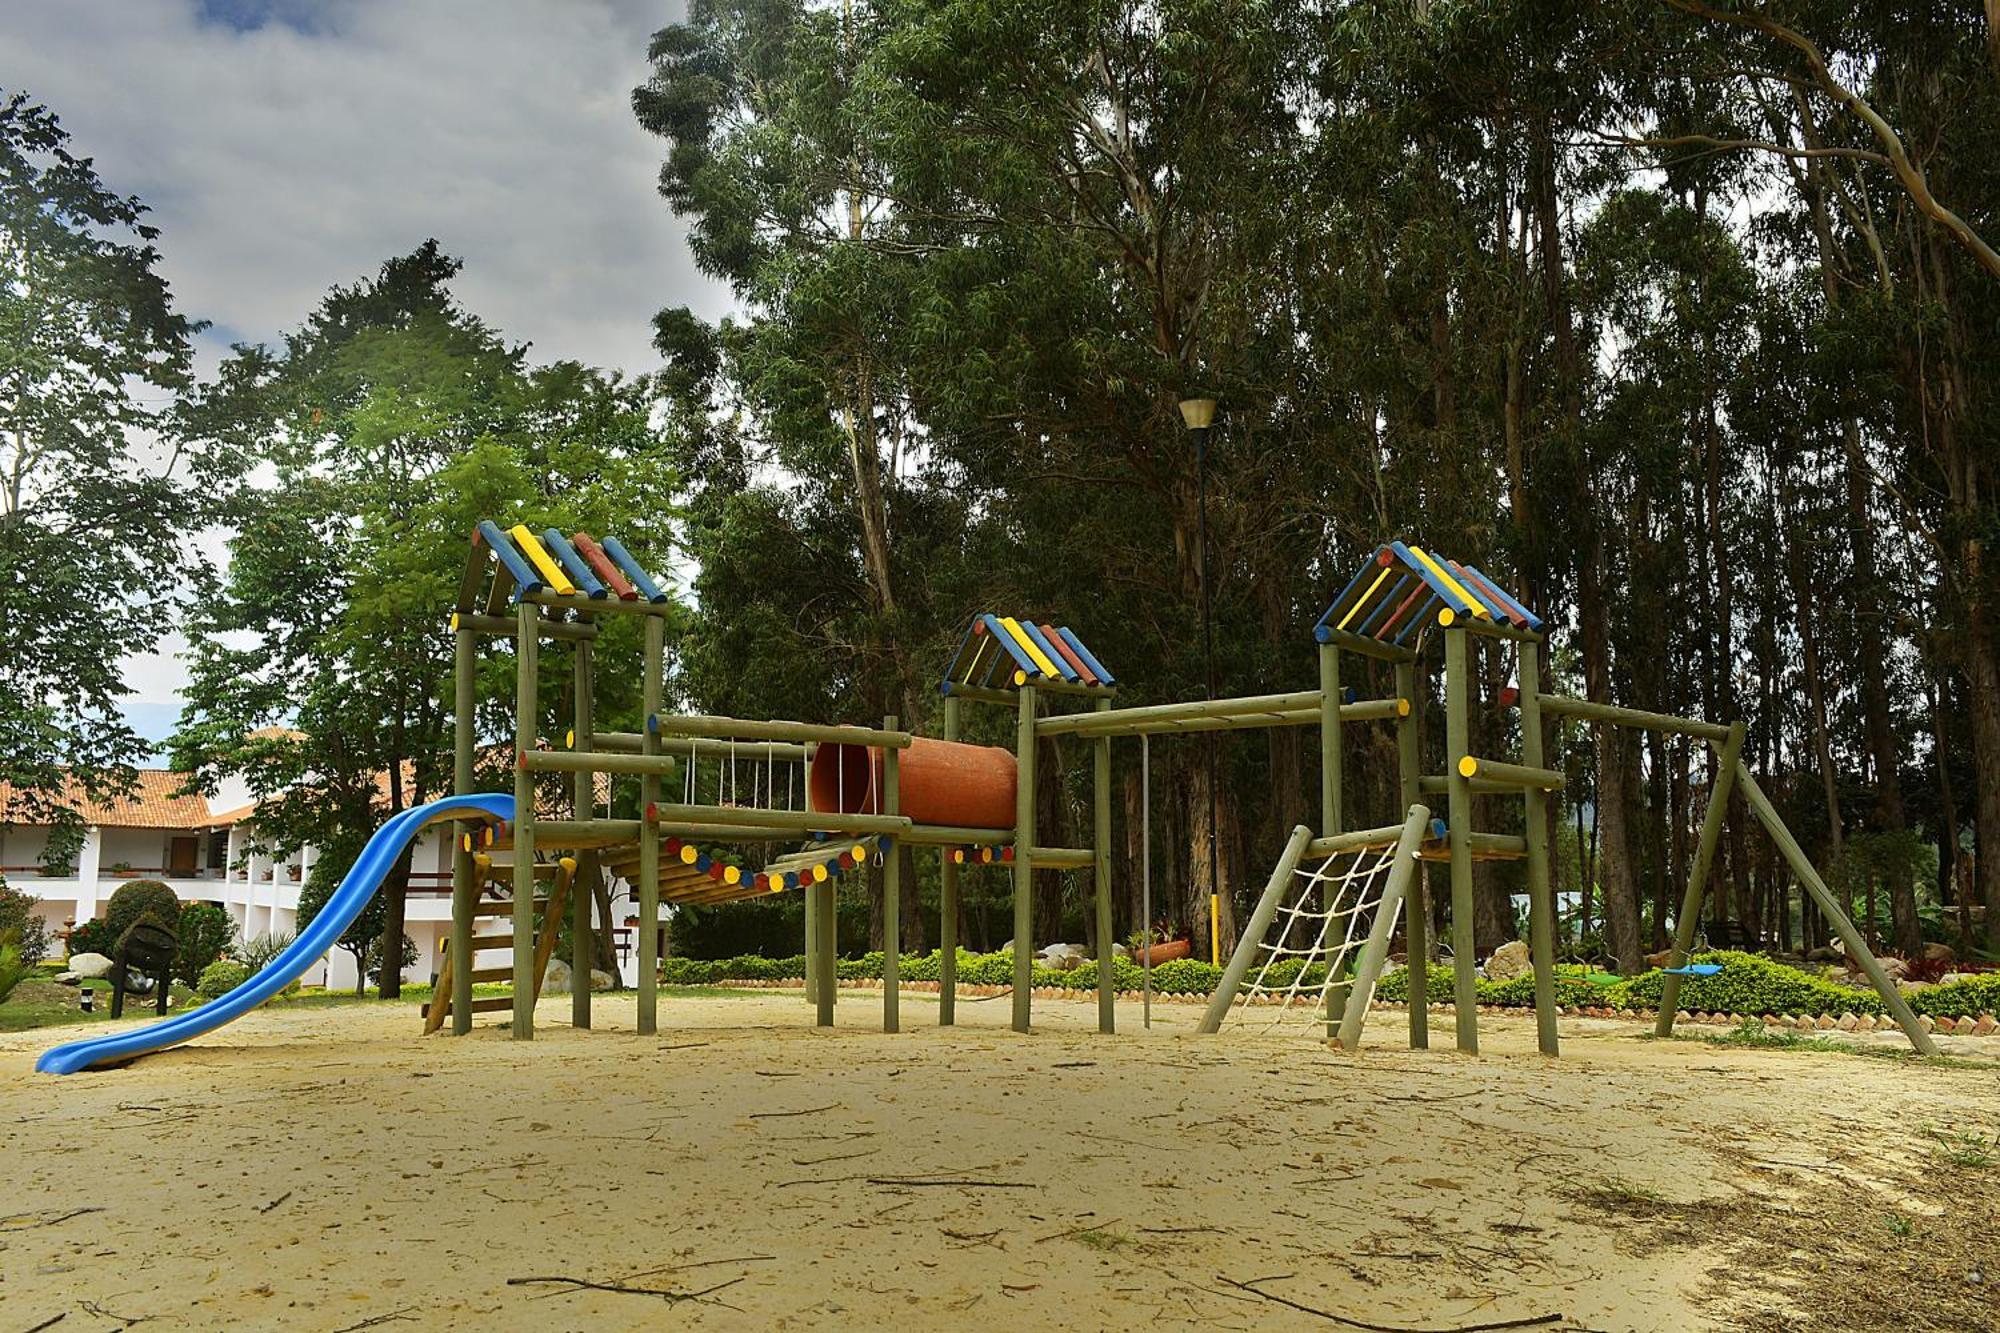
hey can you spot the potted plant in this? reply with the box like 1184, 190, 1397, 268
1130, 920, 1191, 965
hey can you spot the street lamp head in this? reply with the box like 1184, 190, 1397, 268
1178, 397, 1217, 431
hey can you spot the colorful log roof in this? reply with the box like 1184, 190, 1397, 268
941, 615, 1115, 692
1315, 542, 1542, 647
455, 520, 670, 612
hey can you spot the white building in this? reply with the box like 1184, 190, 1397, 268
3, 766, 639, 992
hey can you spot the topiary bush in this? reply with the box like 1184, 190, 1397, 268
174, 903, 237, 987
104, 880, 183, 942
196, 959, 251, 1000
1908, 974, 2000, 1020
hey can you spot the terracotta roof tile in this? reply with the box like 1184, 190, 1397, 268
0, 771, 219, 829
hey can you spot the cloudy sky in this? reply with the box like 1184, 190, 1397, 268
3, 0, 731, 756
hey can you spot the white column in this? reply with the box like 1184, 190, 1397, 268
75, 827, 103, 920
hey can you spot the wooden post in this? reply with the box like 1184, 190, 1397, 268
450, 621, 476, 1036
512, 601, 540, 1040
1517, 639, 1558, 1056
1093, 696, 1114, 1034
1443, 623, 1477, 1053
1656, 722, 1743, 1035
1334, 804, 1430, 1052
1732, 757, 1938, 1056
1319, 642, 1343, 833
804, 868, 820, 1007
814, 875, 836, 1028
1197, 824, 1314, 1033
939, 695, 960, 1026
1319, 642, 1344, 1039
1394, 658, 1427, 1049
571, 624, 594, 1029
637, 614, 663, 1035
882, 714, 900, 1034
1012, 683, 1037, 1034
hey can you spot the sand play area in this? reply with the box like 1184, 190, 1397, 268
4, 990, 1998, 1332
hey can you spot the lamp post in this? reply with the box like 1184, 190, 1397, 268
1179, 396, 1221, 964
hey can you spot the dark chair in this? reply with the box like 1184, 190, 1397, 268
110, 921, 178, 1019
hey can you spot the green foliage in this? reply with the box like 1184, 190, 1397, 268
173, 903, 237, 988
1922, 1125, 1994, 1171
236, 930, 296, 973
0, 879, 50, 965
104, 880, 183, 942
196, 959, 252, 1000
0, 94, 230, 820
0, 930, 29, 1003
1907, 974, 2000, 1021
1613, 951, 1886, 1018
64, 917, 117, 959
35, 825, 83, 877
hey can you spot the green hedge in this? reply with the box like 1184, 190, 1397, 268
1908, 973, 2000, 1020
656, 946, 1999, 1019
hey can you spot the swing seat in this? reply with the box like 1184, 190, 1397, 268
1662, 963, 1723, 977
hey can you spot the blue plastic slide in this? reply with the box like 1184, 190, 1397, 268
38, 793, 515, 1075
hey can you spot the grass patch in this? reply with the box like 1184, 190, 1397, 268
1922, 1124, 1995, 1170
0, 977, 201, 1033
1661, 1018, 1992, 1070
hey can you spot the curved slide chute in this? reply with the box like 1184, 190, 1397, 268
37, 793, 515, 1075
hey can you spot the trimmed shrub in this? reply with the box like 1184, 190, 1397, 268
1908, 974, 2000, 1020
0, 880, 50, 965
0, 930, 30, 1003
105, 880, 182, 942
196, 959, 251, 1000
174, 903, 237, 987
1611, 951, 1885, 1017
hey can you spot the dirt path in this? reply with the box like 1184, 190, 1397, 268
4, 991, 1996, 1331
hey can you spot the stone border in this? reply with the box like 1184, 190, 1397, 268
706, 978, 2000, 1035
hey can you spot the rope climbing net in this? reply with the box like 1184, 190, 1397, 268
1230, 837, 1408, 1033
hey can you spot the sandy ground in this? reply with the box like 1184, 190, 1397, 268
4, 989, 1998, 1333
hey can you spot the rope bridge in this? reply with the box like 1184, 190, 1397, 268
1198, 805, 1431, 1049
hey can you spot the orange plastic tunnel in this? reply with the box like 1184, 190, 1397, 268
808, 738, 1017, 830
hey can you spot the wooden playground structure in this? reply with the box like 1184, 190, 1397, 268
429, 523, 1936, 1057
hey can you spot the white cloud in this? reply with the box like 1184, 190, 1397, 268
2, 0, 730, 376
5, 0, 731, 753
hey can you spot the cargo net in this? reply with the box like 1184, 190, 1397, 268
1230, 838, 1407, 1033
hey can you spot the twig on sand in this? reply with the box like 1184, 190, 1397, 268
1037, 1217, 1120, 1244
866, 1177, 1031, 1189
791, 1149, 877, 1167
1141, 1225, 1224, 1235
661, 1042, 711, 1052
259, 1190, 293, 1214
0, 1207, 103, 1232
507, 1275, 743, 1306
23, 1314, 66, 1333
942, 1228, 1004, 1248
624, 1254, 774, 1281
1216, 1275, 1564, 1332
330, 1308, 417, 1332
749, 1103, 839, 1119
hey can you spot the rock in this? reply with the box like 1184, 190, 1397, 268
1836, 1013, 1861, 1031
1814, 1014, 1837, 1030
1976, 1014, 1998, 1036
1045, 953, 1082, 973
542, 958, 573, 995
1484, 940, 1532, 981
1935, 1016, 1959, 1035
1924, 942, 1956, 963
68, 952, 113, 980
1917, 1015, 1937, 1033
1898, 979, 1932, 995
1878, 957, 1910, 982
1806, 944, 1846, 964
999, 938, 1015, 954
1644, 948, 1677, 970
53, 971, 80, 986
1110, 943, 1132, 961
1940, 972, 1974, 987
590, 969, 615, 992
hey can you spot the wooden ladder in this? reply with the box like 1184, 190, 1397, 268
422, 854, 575, 1033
